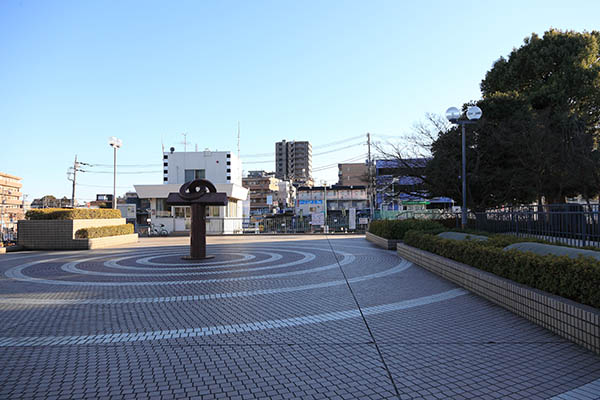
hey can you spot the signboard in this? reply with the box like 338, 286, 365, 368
117, 204, 136, 219
349, 208, 356, 230
266, 195, 273, 205
358, 217, 369, 225
310, 212, 324, 226
299, 200, 323, 205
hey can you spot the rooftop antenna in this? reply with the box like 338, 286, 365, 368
180, 133, 188, 152
237, 121, 240, 158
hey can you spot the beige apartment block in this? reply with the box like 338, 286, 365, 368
337, 163, 368, 186
0, 172, 24, 238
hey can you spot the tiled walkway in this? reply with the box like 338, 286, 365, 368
1, 235, 599, 399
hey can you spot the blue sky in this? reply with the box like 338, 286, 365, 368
1, 0, 599, 202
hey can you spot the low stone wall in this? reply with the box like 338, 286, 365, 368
18, 218, 127, 250
397, 242, 600, 355
365, 232, 401, 250
87, 233, 138, 249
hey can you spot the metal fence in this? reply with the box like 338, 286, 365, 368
371, 203, 600, 247
467, 205, 600, 247
374, 209, 456, 221
245, 215, 368, 234
134, 215, 369, 236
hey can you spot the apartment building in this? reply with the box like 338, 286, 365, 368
242, 171, 280, 215
0, 172, 24, 239
337, 162, 368, 186
295, 185, 368, 216
275, 140, 313, 186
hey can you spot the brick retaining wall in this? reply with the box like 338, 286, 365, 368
397, 242, 600, 355
17, 219, 131, 250
365, 232, 401, 250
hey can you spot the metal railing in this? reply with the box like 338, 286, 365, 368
468, 206, 600, 247
371, 203, 600, 248
374, 209, 457, 221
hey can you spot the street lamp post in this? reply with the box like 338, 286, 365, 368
445, 106, 482, 229
321, 180, 328, 233
108, 136, 123, 209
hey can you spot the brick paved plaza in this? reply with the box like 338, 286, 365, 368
1, 235, 600, 399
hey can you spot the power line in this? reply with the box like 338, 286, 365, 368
313, 134, 365, 149
76, 183, 133, 189
240, 152, 275, 158
313, 153, 367, 172
313, 142, 365, 156
242, 141, 365, 164
240, 134, 366, 158
241, 160, 274, 165
85, 163, 159, 168
80, 170, 162, 174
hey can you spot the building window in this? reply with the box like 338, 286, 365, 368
227, 161, 230, 166
227, 168, 231, 173
163, 162, 168, 167
184, 169, 205, 182
163, 177, 168, 182
227, 176, 231, 180
206, 206, 220, 217
226, 153, 231, 158
163, 155, 168, 159
155, 199, 172, 217
228, 200, 238, 217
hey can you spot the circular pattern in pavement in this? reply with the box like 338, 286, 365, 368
0, 243, 471, 348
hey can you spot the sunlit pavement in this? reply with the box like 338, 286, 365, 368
1, 235, 599, 399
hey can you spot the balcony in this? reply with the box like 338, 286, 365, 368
0, 179, 22, 189
1, 197, 23, 206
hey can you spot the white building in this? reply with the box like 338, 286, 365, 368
135, 149, 248, 235
163, 149, 242, 186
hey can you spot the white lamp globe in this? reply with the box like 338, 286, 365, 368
466, 106, 482, 120
445, 107, 461, 122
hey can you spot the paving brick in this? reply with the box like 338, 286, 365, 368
0, 237, 598, 399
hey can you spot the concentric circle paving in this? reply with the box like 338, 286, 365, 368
1, 236, 599, 399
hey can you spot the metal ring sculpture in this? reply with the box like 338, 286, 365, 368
179, 179, 217, 200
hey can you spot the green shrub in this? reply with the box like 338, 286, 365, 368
26, 208, 122, 220
403, 230, 600, 308
368, 219, 445, 240
75, 224, 134, 239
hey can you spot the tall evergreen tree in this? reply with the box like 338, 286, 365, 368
424, 29, 600, 208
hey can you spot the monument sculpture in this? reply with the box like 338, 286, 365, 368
166, 179, 228, 260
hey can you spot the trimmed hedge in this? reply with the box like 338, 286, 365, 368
368, 219, 444, 241
26, 208, 122, 220
404, 230, 600, 309
75, 224, 134, 239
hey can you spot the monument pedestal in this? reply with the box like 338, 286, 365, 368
182, 204, 214, 260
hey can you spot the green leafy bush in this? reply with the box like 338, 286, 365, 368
403, 230, 600, 308
368, 219, 445, 240
75, 224, 134, 239
26, 208, 122, 220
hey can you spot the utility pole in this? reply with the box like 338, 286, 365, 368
71, 155, 78, 208
367, 132, 374, 219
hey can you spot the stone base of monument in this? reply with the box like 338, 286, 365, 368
181, 255, 215, 261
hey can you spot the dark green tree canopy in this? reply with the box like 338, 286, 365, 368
425, 29, 600, 208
